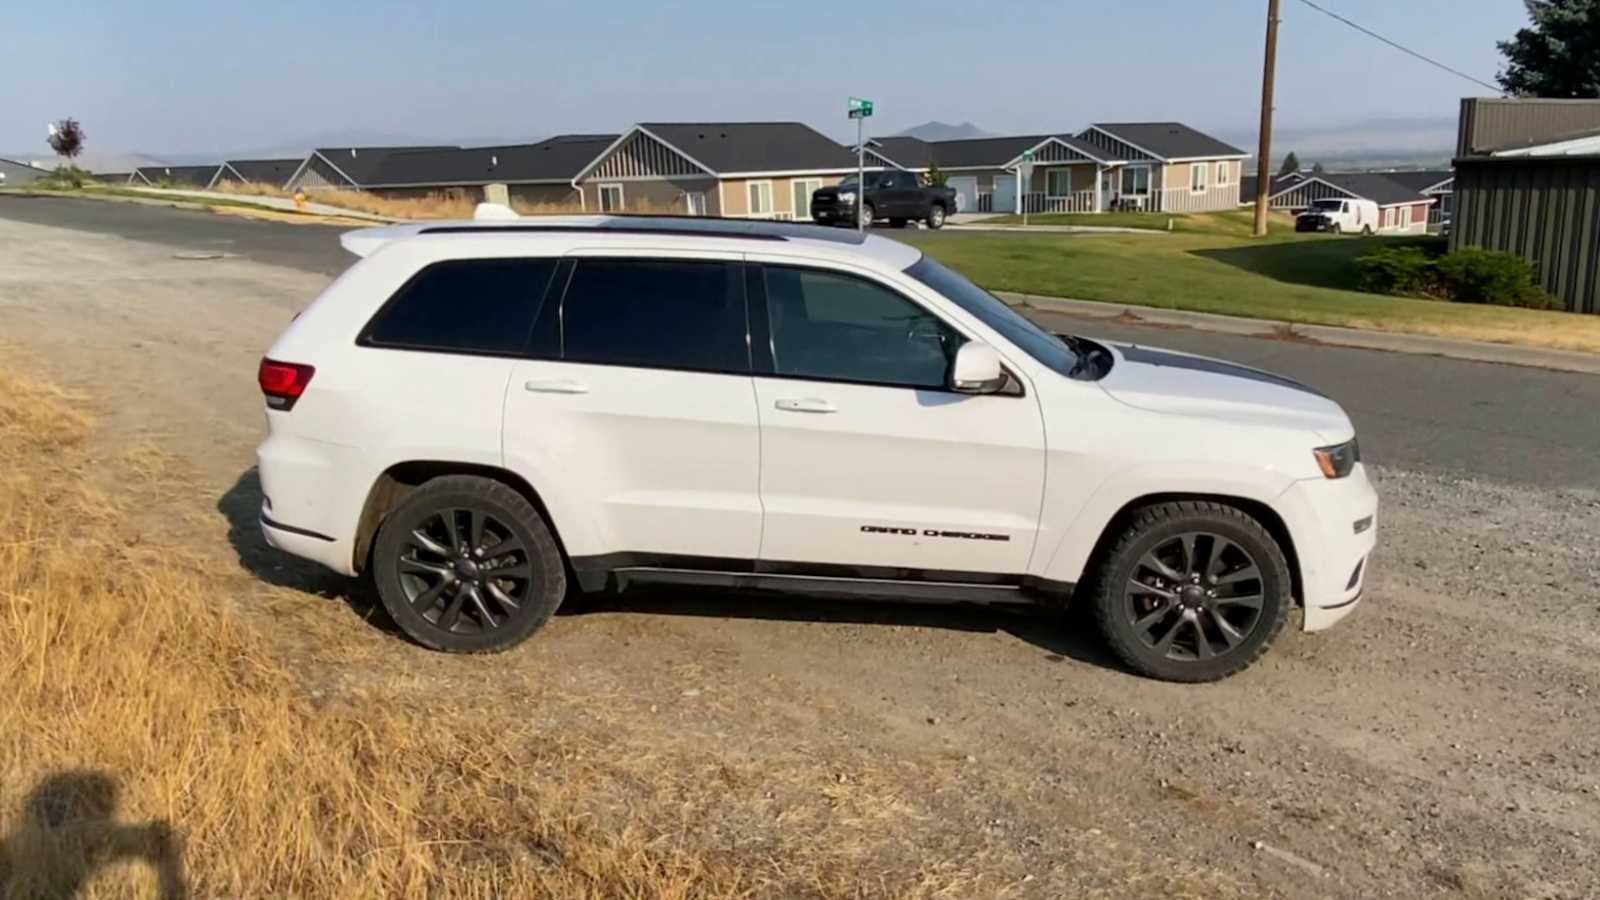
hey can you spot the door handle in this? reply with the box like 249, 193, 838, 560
774, 397, 836, 414
524, 378, 588, 394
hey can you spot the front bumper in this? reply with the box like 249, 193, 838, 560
1295, 218, 1333, 232
811, 201, 862, 224
1274, 465, 1379, 631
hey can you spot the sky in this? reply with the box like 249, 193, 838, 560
0, 0, 1532, 158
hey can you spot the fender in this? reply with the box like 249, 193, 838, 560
1034, 460, 1298, 586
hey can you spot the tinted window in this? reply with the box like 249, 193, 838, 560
561, 259, 748, 372
903, 255, 1079, 377
364, 258, 557, 354
763, 266, 961, 389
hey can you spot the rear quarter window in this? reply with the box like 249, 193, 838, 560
360, 258, 559, 355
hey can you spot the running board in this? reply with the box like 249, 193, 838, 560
609, 567, 1056, 606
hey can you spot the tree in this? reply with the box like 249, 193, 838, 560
924, 160, 948, 186
47, 118, 86, 161
1311, 161, 1327, 176
1277, 152, 1301, 177
1498, 0, 1600, 97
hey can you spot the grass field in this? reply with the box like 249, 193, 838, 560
903, 211, 1600, 353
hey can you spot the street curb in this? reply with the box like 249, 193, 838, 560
998, 291, 1600, 376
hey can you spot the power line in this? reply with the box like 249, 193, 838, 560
1292, 0, 1503, 94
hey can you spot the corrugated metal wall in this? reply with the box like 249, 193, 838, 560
1451, 158, 1600, 314
1458, 98, 1600, 156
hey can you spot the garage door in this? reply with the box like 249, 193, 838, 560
947, 176, 978, 213
991, 175, 1017, 212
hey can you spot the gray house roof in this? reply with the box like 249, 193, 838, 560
133, 164, 222, 187
363, 135, 619, 188
1378, 170, 1454, 193
873, 134, 1121, 170
868, 136, 935, 169
307, 146, 457, 187
0, 157, 47, 186
1084, 123, 1247, 161
1273, 172, 1432, 207
636, 122, 859, 173
220, 158, 302, 187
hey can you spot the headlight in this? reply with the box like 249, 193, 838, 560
837, 191, 857, 203
1312, 438, 1360, 479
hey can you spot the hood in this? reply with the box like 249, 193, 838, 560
1098, 343, 1353, 443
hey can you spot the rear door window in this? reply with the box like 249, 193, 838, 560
559, 258, 749, 373
362, 258, 559, 355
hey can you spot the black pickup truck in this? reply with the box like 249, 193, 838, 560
810, 171, 956, 229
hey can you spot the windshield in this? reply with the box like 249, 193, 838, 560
835, 173, 881, 189
1310, 199, 1343, 211
903, 255, 1081, 377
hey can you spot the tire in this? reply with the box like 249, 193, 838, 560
1089, 501, 1291, 683
860, 202, 875, 227
926, 204, 947, 229
889, 217, 908, 229
1330, 223, 1343, 235
372, 475, 566, 653
1361, 225, 1374, 236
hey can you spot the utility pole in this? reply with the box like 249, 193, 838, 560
1253, 0, 1281, 237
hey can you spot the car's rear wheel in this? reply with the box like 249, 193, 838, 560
1090, 501, 1291, 682
372, 475, 566, 653
926, 204, 947, 229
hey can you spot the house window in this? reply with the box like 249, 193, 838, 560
598, 183, 624, 213
1216, 161, 1231, 186
685, 192, 707, 216
792, 179, 822, 220
747, 181, 773, 217
1190, 164, 1208, 193
1120, 165, 1150, 195
1400, 205, 1412, 230
1046, 169, 1072, 197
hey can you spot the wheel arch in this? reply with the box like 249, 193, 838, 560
351, 460, 570, 574
1075, 492, 1304, 606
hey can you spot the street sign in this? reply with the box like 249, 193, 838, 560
848, 97, 874, 119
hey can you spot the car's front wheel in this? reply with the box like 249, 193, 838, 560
372, 475, 566, 653
859, 202, 875, 227
1090, 501, 1291, 682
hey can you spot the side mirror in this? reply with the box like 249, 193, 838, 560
949, 342, 1006, 394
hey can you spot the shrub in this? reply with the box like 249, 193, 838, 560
1356, 245, 1438, 295
1435, 248, 1562, 309
36, 165, 90, 190
1355, 244, 1563, 310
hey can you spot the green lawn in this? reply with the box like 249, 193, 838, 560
978, 209, 1298, 237
897, 217, 1600, 353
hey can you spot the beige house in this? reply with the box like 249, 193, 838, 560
867, 122, 1248, 215
569, 122, 870, 219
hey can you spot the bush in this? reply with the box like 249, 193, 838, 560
1435, 248, 1562, 309
35, 165, 90, 190
1355, 244, 1562, 310
1356, 245, 1438, 295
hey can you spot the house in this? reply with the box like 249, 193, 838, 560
0, 157, 47, 187
90, 172, 131, 184
130, 165, 222, 188
353, 135, 619, 207
865, 133, 1126, 214
1451, 97, 1600, 314
1378, 170, 1454, 224
211, 158, 304, 191
282, 146, 457, 193
569, 122, 866, 218
1264, 172, 1434, 234
1075, 123, 1250, 213
1237, 171, 1313, 206
868, 121, 1247, 214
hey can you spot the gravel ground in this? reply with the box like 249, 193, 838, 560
1, 209, 1597, 898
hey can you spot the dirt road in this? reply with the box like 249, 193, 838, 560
2, 205, 1597, 898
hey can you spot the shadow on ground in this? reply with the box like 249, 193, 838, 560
218, 468, 1127, 673
1192, 235, 1439, 293
0, 771, 187, 899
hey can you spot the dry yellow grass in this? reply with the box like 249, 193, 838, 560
211, 181, 684, 220
0, 368, 987, 899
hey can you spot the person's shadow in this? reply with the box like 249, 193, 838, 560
0, 771, 187, 899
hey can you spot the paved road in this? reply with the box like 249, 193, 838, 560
4, 194, 1596, 490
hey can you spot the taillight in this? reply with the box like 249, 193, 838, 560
258, 358, 315, 411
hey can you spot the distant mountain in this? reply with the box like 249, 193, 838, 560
893, 121, 993, 141
1221, 115, 1456, 170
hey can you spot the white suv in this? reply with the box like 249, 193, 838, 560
257, 213, 1376, 682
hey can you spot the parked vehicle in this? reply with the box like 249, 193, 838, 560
811, 171, 956, 229
257, 213, 1376, 682
1295, 198, 1379, 235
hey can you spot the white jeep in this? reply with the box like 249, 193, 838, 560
256, 212, 1376, 681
